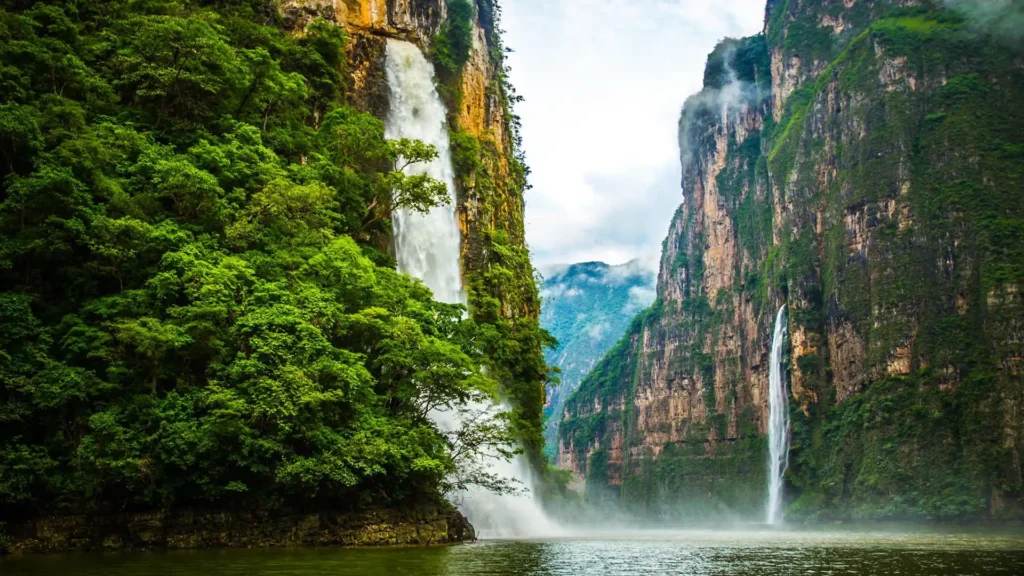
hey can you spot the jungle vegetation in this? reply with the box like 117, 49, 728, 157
0, 0, 549, 523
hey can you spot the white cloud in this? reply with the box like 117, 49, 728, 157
502, 0, 765, 271
942, 1, 1024, 42
586, 321, 612, 340
624, 285, 658, 313
600, 258, 658, 287
540, 283, 567, 298
539, 283, 587, 299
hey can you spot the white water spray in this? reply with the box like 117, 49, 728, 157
766, 306, 790, 525
384, 39, 561, 539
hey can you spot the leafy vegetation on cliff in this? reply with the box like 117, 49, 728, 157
562, 0, 1024, 523
430, 0, 555, 471
774, 0, 1024, 522
432, 0, 474, 79
0, 0, 524, 523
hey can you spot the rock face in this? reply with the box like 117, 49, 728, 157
560, 0, 1024, 522
2, 507, 473, 554
540, 261, 656, 458
285, 1, 546, 456
281, 1, 529, 313
559, 37, 775, 516
280, 0, 445, 42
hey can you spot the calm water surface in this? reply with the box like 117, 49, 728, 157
4, 529, 1024, 575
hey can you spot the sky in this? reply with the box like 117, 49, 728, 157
501, 0, 767, 273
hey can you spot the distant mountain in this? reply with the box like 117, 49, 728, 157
540, 260, 656, 458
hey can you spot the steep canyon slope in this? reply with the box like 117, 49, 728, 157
540, 261, 656, 458
559, 0, 1024, 522
286, 0, 549, 460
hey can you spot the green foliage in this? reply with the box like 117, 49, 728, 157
789, 373, 994, 522
622, 438, 767, 518
450, 128, 483, 176
465, 229, 555, 463
583, 449, 615, 505
781, 14, 836, 62
767, 86, 813, 180
0, 0, 520, 521
440, 19, 553, 474
433, 0, 475, 79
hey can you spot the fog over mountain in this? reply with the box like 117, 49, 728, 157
540, 260, 656, 456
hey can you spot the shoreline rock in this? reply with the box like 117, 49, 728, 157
2, 507, 475, 555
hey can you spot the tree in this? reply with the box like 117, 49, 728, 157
0, 0, 521, 522
315, 108, 451, 232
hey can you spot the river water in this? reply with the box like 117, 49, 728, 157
4, 529, 1024, 575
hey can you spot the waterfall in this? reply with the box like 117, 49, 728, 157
385, 40, 464, 305
766, 305, 790, 525
384, 39, 561, 539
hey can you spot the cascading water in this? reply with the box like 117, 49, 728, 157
384, 42, 464, 305
384, 39, 561, 538
766, 305, 790, 525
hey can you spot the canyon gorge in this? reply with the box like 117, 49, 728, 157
3, 0, 1024, 560
558, 0, 1024, 523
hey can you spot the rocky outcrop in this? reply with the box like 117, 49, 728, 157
277, 1, 441, 122
280, 0, 445, 43
561, 0, 1024, 522
280, 1, 523, 294
2, 507, 473, 554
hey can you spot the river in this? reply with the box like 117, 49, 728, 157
4, 529, 1024, 575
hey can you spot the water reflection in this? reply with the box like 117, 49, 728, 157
4, 530, 1024, 575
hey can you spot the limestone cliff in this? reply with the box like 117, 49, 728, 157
560, 0, 1024, 522
559, 36, 775, 515
282, 0, 547, 460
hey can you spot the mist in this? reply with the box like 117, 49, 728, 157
943, 0, 1024, 44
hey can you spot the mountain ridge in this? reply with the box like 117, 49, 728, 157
540, 260, 656, 458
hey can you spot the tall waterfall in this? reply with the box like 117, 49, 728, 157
384, 39, 560, 539
766, 306, 790, 525
385, 40, 464, 305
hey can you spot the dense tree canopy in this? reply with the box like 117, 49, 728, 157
0, 0, 530, 521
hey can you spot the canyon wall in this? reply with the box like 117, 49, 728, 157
285, 0, 548, 458
560, 0, 1024, 521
